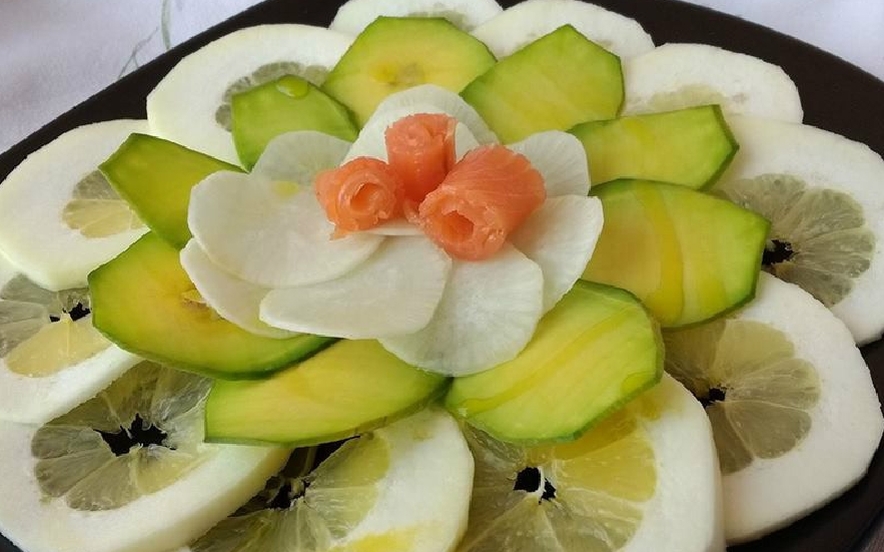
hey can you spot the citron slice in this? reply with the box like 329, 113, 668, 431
0, 361, 289, 552
457, 375, 723, 552
330, 0, 503, 34
471, 0, 654, 59
623, 44, 803, 122
714, 116, 884, 344
664, 273, 883, 542
62, 170, 144, 239
0, 120, 150, 290
188, 408, 473, 552
0, 253, 140, 424
147, 25, 354, 164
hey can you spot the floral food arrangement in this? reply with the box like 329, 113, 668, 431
0, 0, 882, 551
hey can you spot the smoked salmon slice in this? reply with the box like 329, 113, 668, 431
385, 113, 457, 205
418, 145, 546, 261
314, 156, 404, 234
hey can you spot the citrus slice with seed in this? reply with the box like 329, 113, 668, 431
714, 116, 884, 344
622, 44, 803, 122
0, 361, 289, 552
330, 0, 503, 35
0, 252, 140, 424
456, 374, 723, 552
0, 120, 149, 291
147, 25, 354, 164
471, 0, 654, 59
185, 408, 472, 552
664, 273, 883, 543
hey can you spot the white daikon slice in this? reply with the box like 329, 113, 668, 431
511, 195, 604, 312
345, 104, 480, 164
363, 220, 422, 236
261, 236, 450, 338
180, 239, 293, 339
381, 244, 543, 375
508, 130, 591, 196
251, 131, 352, 185
188, 171, 383, 288
371, 84, 498, 144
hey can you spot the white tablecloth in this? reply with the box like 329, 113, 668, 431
1, 0, 882, 154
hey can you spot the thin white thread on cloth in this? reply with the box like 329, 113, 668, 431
0, 0, 881, 153
0, 0, 263, 153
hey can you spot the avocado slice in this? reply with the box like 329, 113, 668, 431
583, 179, 769, 327
231, 75, 358, 170
570, 105, 738, 189
461, 25, 623, 144
204, 339, 449, 446
89, 232, 334, 379
322, 16, 496, 126
445, 280, 662, 444
100, 134, 240, 248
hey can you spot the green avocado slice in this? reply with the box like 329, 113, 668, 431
231, 75, 358, 170
323, 16, 496, 126
462, 24, 623, 144
89, 232, 334, 379
583, 179, 769, 327
205, 339, 449, 446
570, 105, 738, 189
100, 134, 240, 248
446, 280, 662, 445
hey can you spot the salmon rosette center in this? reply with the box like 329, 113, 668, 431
184, 85, 604, 376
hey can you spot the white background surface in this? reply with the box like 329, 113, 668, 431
0, 0, 882, 154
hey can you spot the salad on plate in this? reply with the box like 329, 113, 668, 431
0, 0, 882, 551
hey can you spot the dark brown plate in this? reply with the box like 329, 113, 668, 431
2, 0, 883, 551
